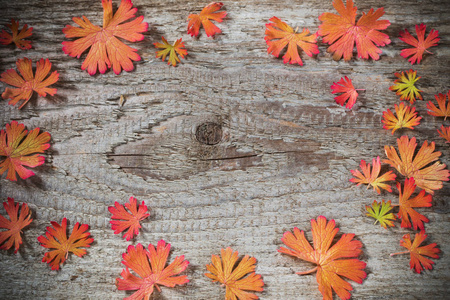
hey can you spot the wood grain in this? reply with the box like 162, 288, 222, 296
0, 0, 449, 299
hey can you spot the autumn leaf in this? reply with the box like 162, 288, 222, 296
1, 57, 59, 109
427, 90, 450, 120
108, 196, 150, 241
0, 121, 51, 181
395, 178, 432, 230
390, 231, 440, 273
399, 24, 439, 65
264, 17, 319, 66
384, 136, 450, 193
389, 69, 422, 104
37, 217, 94, 270
365, 200, 395, 229
318, 0, 390, 61
116, 240, 189, 299
0, 19, 33, 49
154, 37, 188, 67
62, 0, 148, 75
350, 156, 396, 194
438, 125, 450, 143
187, 2, 227, 37
205, 247, 264, 300
382, 102, 422, 134
331, 76, 364, 109
279, 216, 366, 300
0, 197, 32, 253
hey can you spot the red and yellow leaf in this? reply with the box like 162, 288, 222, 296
330, 76, 363, 109
384, 136, 450, 193
116, 240, 189, 299
395, 178, 432, 230
390, 231, 440, 273
438, 125, 450, 143
350, 156, 396, 194
365, 200, 395, 229
187, 2, 227, 37
399, 24, 439, 65
0, 19, 33, 49
205, 247, 264, 300
154, 37, 188, 67
382, 102, 422, 134
318, 0, 391, 61
389, 69, 422, 104
264, 17, 319, 66
279, 216, 366, 300
37, 217, 94, 270
0, 121, 51, 181
0, 197, 32, 253
1, 57, 59, 109
62, 0, 148, 75
109, 196, 150, 241
427, 90, 450, 120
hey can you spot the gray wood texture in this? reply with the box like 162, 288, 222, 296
0, 0, 449, 299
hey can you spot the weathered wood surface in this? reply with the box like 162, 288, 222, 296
0, 0, 449, 299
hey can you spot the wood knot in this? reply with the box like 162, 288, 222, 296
195, 122, 222, 145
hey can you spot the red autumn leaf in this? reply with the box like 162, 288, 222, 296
187, 2, 227, 37
279, 216, 366, 300
264, 17, 319, 66
116, 240, 189, 299
390, 231, 440, 273
395, 178, 432, 230
427, 90, 450, 120
0, 19, 33, 49
384, 136, 450, 193
389, 69, 422, 104
108, 196, 150, 241
331, 76, 363, 109
382, 102, 422, 134
399, 24, 440, 65
154, 37, 188, 67
350, 156, 396, 194
1, 57, 59, 109
0, 197, 32, 253
0, 121, 51, 181
318, 0, 391, 61
37, 217, 94, 270
438, 125, 450, 143
205, 247, 264, 300
62, 0, 148, 75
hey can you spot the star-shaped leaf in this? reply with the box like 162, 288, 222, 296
331, 76, 363, 109
0, 19, 33, 49
438, 125, 450, 143
382, 102, 422, 134
187, 2, 227, 37
389, 69, 422, 104
399, 24, 439, 65
427, 90, 450, 120
0, 197, 33, 253
154, 37, 187, 67
365, 200, 395, 229
350, 156, 396, 194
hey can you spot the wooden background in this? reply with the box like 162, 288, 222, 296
0, 0, 449, 299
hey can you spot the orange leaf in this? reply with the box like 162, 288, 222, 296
399, 24, 439, 65
1, 57, 59, 109
0, 121, 51, 181
37, 218, 94, 270
350, 156, 396, 194
383, 136, 450, 193
395, 178, 432, 230
438, 125, 450, 143
389, 69, 422, 104
330, 76, 363, 109
382, 102, 422, 134
390, 231, 440, 273
116, 240, 189, 299
279, 216, 366, 300
62, 0, 148, 75
264, 17, 319, 66
427, 90, 450, 120
318, 0, 391, 61
0, 19, 33, 49
108, 196, 150, 241
187, 2, 227, 37
0, 197, 32, 253
205, 247, 264, 300
154, 37, 188, 67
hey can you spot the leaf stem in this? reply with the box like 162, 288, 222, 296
296, 266, 318, 275
390, 251, 409, 256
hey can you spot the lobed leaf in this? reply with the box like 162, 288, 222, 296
350, 156, 396, 194
399, 24, 439, 65
0, 197, 33, 253
382, 102, 422, 134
